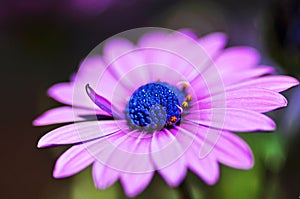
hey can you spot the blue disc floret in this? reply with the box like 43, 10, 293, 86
125, 82, 187, 133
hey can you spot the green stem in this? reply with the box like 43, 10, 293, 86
177, 179, 193, 199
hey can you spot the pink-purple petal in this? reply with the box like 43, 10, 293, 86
151, 129, 187, 187
137, 31, 170, 48
92, 162, 119, 190
221, 65, 275, 86
76, 56, 107, 87
180, 122, 252, 179
190, 66, 277, 101
174, 124, 220, 184
214, 46, 260, 70
48, 82, 74, 106
48, 82, 97, 110
213, 131, 254, 169
53, 144, 95, 178
150, 130, 181, 168
103, 42, 196, 108
120, 172, 154, 198
102, 131, 154, 173
33, 106, 84, 126
77, 56, 131, 109
186, 146, 219, 185
139, 31, 212, 79
187, 108, 276, 132
102, 38, 149, 88
226, 75, 299, 92
103, 38, 135, 65
157, 156, 187, 187
37, 120, 127, 148
178, 122, 253, 170
128, 49, 193, 84
48, 56, 129, 112
198, 32, 227, 57
197, 88, 287, 112
33, 106, 110, 126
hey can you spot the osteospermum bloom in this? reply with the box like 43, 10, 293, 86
34, 28, 298, 197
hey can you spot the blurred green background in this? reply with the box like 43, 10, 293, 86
1, 0, 299, 198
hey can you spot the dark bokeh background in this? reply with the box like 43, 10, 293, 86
1, 0, 299, 198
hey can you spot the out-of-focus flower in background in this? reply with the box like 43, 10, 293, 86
70, 0, 118, 15
34, 28, 298, 197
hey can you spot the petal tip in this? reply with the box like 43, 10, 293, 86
286, 76, 299, 86
37, 138, 48, 148
32, 119, 40, 126
32, 114, 53, 127
37, 134, 54, 148
47, 84, 58, 99
52, 159, 73, 179
265, 120, 276, 131
206, 176, 219, 185
284, 76, 300, 90
53, 167, 64, 179
196, 164, 220, 185
282, 96, 288, 107
245, 159, 255, 170
211, 32, 227, 40
158, 167, 187, 188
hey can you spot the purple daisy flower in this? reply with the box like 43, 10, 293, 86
34, 28, 298, 197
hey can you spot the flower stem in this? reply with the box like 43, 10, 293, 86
177, 179, 193, 199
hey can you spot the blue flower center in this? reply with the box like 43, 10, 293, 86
125, 82, 186, 133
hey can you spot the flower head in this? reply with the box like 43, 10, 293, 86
34, 28, 299, 197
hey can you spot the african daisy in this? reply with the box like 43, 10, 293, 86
34, 28, 299, 197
